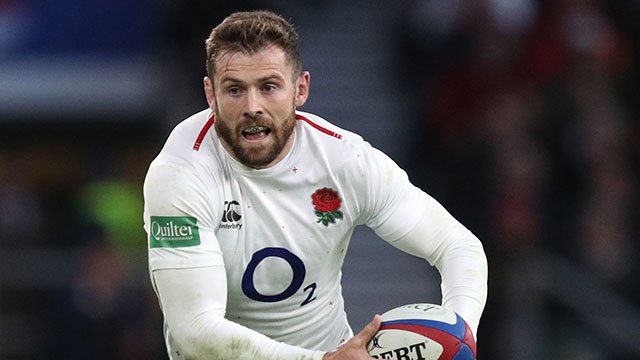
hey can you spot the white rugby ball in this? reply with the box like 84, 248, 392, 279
367, 303, 476, 360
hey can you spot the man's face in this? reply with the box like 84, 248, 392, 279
204, 46, 309, 169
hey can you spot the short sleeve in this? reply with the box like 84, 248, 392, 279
143, 162, 224, 271
362, 147, 430, 241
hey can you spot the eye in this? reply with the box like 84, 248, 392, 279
263, 84, 277, 92
227, 86, 241, 95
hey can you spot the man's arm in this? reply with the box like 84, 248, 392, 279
358, 146, 487, 337
385, 195, 488, 337
153, 265, 382, 359
153, 265, 325, 360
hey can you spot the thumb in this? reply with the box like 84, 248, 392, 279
352, 315, 381, 346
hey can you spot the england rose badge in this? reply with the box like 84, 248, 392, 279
312, 188, 343, 226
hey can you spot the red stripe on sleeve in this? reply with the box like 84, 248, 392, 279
193, 114, 215, 151
296, 114, 342, 139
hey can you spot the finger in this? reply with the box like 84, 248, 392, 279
352, 315, 381, 346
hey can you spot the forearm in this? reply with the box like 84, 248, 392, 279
153, 266, 325, 360
385, 195, 488, 337
434, 223, 488, 336
176, 309, 323, 360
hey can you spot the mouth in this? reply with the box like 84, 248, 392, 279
242, 125, 271, 142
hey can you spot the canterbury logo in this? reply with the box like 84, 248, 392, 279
222, 201, 242, 223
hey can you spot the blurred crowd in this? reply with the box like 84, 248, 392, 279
0, 122, 166, 358
396, 0, 640, 358
0, 0, 639, 359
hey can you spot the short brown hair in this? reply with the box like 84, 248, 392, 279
205, 10, 302, 80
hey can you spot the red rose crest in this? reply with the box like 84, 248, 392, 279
312, 188, 343, 226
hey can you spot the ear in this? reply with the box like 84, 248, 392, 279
294, 71, 310, 107
203, 76, 216, 110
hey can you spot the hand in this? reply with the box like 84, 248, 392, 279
323, 315, 381, 359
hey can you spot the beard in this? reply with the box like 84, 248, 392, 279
214, 106, 296, 169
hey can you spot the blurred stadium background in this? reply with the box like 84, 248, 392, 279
1, 0, 639, 359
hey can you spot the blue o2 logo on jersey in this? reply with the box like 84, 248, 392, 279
241, 247, 317, 306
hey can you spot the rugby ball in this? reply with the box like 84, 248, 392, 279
367, 303, 476, 360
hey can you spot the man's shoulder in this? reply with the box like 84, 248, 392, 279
147, 109, 221, 182
295, 110, 366, 149
294, 110, 379, 181
153, 109, 215, 162
168, 109, 214, 149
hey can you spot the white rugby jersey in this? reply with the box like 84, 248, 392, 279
144, 109, 430, 353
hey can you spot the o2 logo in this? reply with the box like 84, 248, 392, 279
241, 247, 317, 306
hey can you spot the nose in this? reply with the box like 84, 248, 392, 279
243, 88, 263, 119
